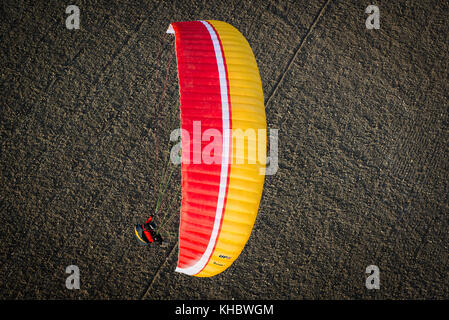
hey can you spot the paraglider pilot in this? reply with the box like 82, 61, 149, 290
134, 216, 163, 245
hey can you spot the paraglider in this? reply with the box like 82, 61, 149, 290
135, 20, 266, 277
134, 215, 163, 245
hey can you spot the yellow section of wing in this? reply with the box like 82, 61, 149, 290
195, 20, 266, 277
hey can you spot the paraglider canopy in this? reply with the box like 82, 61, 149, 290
165, 20, 267, 277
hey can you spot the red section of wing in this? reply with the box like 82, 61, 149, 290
171, 21, 223, 269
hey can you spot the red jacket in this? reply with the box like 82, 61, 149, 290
143, 216, 156, 242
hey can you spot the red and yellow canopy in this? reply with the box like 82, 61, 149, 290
168, 20, 266, 277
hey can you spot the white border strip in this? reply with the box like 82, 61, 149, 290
176, 20, 230, 276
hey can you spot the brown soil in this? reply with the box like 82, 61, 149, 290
0, 0, 448, 299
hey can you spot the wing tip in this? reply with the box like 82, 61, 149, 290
166, 24, 175, 34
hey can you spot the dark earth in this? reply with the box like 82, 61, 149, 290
1, 0, 448, 299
